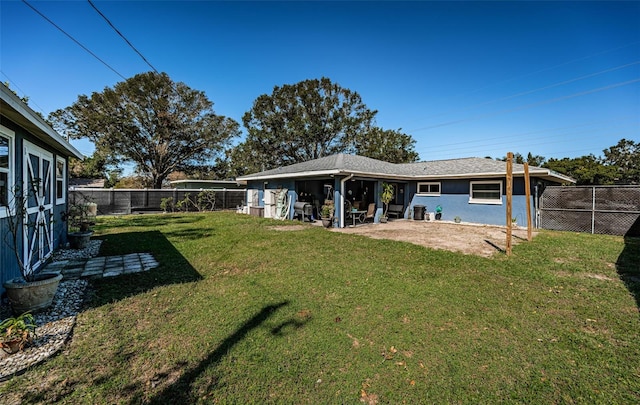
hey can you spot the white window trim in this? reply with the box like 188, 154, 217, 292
55, 156, 66, 205
417, 181, 441, 196
0, 125, 15, 218
469, 180, 503, 205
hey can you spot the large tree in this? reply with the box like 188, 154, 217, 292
50, 72, 240, 188
498, 152, 546, 167
602, 138, 640, 184
354, 127, 419, 163
239, 77, 378, 171
543, 155, 618, 185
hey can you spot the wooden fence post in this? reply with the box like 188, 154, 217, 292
524, 163, 532, 242
506, 153, 513, 256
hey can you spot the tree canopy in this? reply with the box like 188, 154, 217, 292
498, 152, 546, 167
354, 127, 419, 163
235, 77, 418, 174
602, 138, 640, 184
50, 72, 240, 188
543, 155, 618, 185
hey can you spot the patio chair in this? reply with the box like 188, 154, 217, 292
364, 203, 376, 223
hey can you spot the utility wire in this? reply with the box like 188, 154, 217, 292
21, 0, 127, 80
1, 70, 47, 115
87, 0, 159, 73
408, 60, 640, 131
411, 78, 640, 132
414, 41, 640, 113
415, 116, 638, 152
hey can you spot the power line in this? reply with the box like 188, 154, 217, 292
1, 70, 47, 115
87, 0, 159, 74
408, 61, 640, 130
21, 0, 127, 80
413, 40, 640, 115
415, 116, 639, 153
410, 78, 640, 132
413, 115, 639, 159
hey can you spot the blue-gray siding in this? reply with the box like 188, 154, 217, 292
1, 116, 70, 295
247, 176, 544, 227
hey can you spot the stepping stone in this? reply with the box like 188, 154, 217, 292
81, 268, 103, 278
103, 269, 123, 278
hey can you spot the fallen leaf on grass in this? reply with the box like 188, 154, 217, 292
360, 390, 379, 405
347, 333, 361, 348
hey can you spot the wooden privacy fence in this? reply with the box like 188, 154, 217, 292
69, 188, 246, 215
539, 185, 640, 236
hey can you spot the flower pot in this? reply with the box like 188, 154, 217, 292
380, 217, 388, 223
68, 231, 94, 249
3, 273, 63, 314
322, 218, 333, 228
1, 339, 25, 355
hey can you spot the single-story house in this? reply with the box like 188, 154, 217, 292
69, 177, 106, 188
1, 82, 83, 293
236, 153, 575, 228
169, 179, 244, 189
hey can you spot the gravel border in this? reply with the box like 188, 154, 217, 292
0, 241, 102, 382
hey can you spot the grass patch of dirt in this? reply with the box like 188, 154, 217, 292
334, 220, 535, 257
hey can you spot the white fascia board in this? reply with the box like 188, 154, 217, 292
169, 179, 238, 185
236, 167, 575, 184
1, 85, 84, 159
237, 169, 341, 182
415, 170, 575, 184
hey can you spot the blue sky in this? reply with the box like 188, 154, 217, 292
1, 1, 639, 164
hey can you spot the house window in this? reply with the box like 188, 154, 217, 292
469, 181, 502, 204
56, 157, 65, 204
0, 125, 15, 218
417, 182, 441, 195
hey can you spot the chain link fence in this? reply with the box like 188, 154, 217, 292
69, 188, 246, 215
539, 186, 640, 236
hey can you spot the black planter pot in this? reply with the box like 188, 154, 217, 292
68, 231, 93, 249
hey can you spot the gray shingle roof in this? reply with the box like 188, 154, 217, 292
237, 154, 574, 184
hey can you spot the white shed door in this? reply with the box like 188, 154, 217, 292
23, 141, 54, 274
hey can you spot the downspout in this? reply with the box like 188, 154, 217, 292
339, 174, 354, 228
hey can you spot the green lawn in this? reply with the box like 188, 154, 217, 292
2, 212, 639, 404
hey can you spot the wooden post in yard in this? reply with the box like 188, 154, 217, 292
506, 153, 513, 256
524, 163, 532, 242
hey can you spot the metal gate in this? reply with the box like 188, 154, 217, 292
539, 186, 640, 236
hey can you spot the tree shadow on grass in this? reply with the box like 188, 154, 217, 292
143, 301, 302, 404
87, 230, 202, 308
616, 216, 640, 311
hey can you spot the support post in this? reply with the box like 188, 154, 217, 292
506, 152, 513, 256
524, 163, 532, 242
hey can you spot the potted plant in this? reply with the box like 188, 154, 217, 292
320, 203, 334, 228
379, 182, 395, 223
511, 217, 518, 228
2, 185, 63, 314
0, 313, 36, 356
66, 198, 97, 249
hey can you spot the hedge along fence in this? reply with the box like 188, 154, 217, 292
69, 188, 247, 216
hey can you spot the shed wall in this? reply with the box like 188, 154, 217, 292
1, 116, 70, 295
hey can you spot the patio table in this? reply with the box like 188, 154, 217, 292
350, 210, 366, 227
